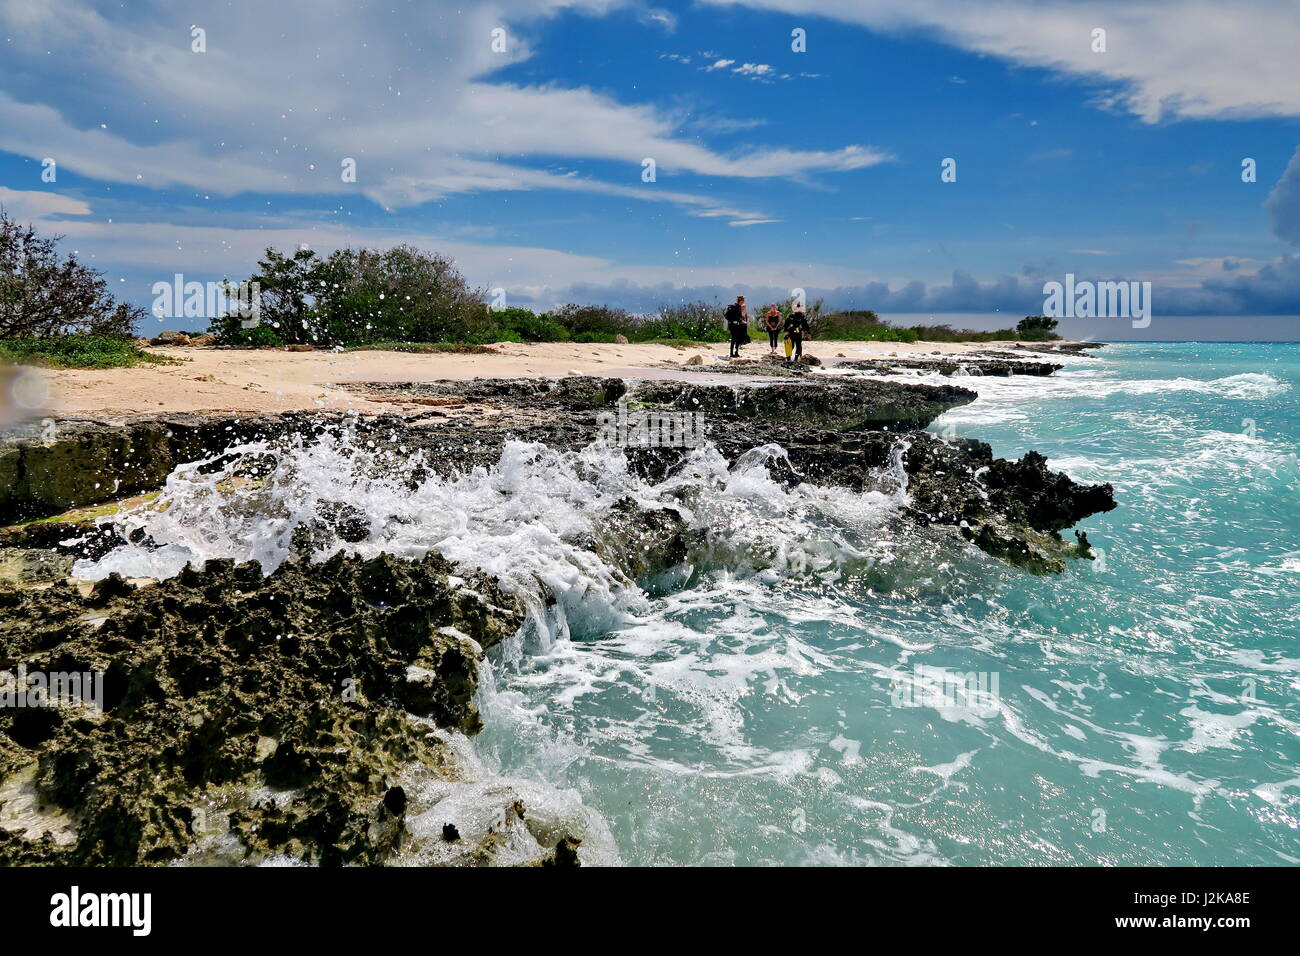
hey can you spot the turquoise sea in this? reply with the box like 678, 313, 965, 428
473, 343, 1300, 865
79, 342, 1300, 865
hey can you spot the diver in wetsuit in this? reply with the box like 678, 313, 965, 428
783, 305, 809, 360
725, 295, 750, 358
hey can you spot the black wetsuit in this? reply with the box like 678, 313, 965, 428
726, 304, 748, 357
784, 311, 809, 359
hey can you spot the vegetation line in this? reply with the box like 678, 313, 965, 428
1, 213, 1061, 369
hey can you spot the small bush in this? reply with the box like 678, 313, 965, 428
491, 307, 570, 342
0, 334, 169, 369
829, 325, 919, 343
1016, 315, 1062, 341
639, 301, 728, 342
219, 324, 285, 348
548, 304, 635, 340
811, 309, 881, 339
210, 244, 491, 347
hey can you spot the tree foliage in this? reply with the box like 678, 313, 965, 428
211, 244, 492, 346
0, 209, 144, 339
1016, 315, 1061, 341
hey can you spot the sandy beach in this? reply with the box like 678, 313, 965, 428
35, 338, 1073, 420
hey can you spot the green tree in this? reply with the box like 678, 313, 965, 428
1016, 315, 1061, 341
212, 243, 491, 346
0, 209, 144, 339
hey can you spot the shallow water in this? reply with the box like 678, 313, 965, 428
477, 343, 1300, 866
79, 343, 1300, 865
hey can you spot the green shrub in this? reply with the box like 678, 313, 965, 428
210, 242, 1047, 352
548, 304, 635, 339
829, 325, 919, 343
1016, 315, 1062, 341
218, 324, 284, 348
906, 324, 1020, 343
639, 301, 728, 342
210, 244, 491, 347
491, 307, 570, 342
811, 309, 880, 338
0, 334, 169, 369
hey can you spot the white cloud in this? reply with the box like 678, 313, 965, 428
0, 186, 92, 221
706, 0, 1300, 121
638, 8, 678, 32
0, 0, 886, 226
46, 209, 861, 307
1266, 145, 1300, 244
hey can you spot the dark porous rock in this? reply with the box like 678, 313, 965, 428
589, 496, 704, 581
678, 356, 812, 377
0, 412, 333, 523
543, 834, 583, 867
0, 551, 523, 865
896, 436, 1116, 573
0, 546, 75, 588
349, 375, 974, 432
289, 501, 372, 557
356, 376, 627, 411
626, 378, 975, 432
834, 356, 1063, 377
1011, 341, 1107, 356
346, 412, 1113, 574
697, 423, 1114, 572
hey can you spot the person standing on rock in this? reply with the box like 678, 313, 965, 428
763, 305, 782, 354
725, 295, 750, 358
783, 304, 810, 361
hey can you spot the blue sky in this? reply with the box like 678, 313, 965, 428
1, 0, 1298, 338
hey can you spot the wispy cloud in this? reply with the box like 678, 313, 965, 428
0, 185, 92, 220
684, 52, 799, 82
0, 1, 883, 227
707, 0, 1300, 122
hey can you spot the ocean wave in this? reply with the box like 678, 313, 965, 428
834, 368, 1291, 428
73, 426, 916, 648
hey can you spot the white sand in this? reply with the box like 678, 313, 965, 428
35, 338, 1061, 420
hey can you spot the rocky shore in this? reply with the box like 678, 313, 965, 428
0, 366, 1115, 866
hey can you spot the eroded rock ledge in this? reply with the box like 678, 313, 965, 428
352, 374, 978, 432
0, 552, 612, 866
